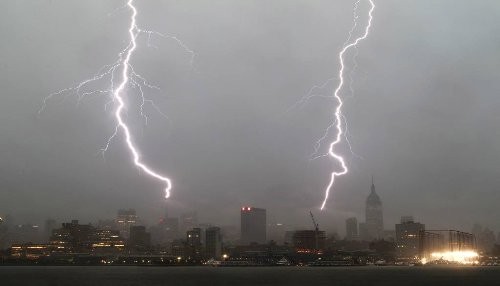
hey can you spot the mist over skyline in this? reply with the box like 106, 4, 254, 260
1, 0, 499, 235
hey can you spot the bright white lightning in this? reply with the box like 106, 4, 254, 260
40, 0, 194, 199
112, 0, 172, 198
287, 0, 365, 164
320, 0, 375, 210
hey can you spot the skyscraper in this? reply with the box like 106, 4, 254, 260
116, 209, 138, 239
129, 226, 151, 252
180, 211, 198, 234
186, 228, 202, 258
240, 207, 266, 245
395, 216, 425, 258
365, 177, 383, 240
205, 227, 222, 259
345, 217, 359, 241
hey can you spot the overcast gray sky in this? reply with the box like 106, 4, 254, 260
0, 0, 499, 235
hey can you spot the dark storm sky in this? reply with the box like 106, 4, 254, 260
0, 0, 499, 235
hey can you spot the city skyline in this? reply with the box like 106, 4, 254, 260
1, 1, 500, 284
2, 179, 498, 243
1, 177, 499, 238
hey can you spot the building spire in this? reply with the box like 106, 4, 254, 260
371, 175, 375, 193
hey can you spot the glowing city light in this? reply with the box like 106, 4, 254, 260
428, 251, 479, 265
320, 0, 375, 210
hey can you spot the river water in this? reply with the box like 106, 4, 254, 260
1, 265, 499, 286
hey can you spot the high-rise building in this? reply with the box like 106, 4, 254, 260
395, 216, 425, 258
180, 212, 198, 234
129, 226, 151, 251
10, 224, 41, 244
50, 220, 95, 252
345, 217, 359, 241
268, 222, 286, 244
163, 218, 180, 241
186, 228, 202, 258
92, 229, 125, 253
240, 207, 266, 245
205, 227, 222, 259
365, 178, 383, 240
116, 209, 138, 239
292, 230, 326, 252
44, 219, 57, 242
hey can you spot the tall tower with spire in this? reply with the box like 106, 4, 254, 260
365, 176, 383, 240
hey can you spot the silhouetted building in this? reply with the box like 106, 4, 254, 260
50, 220, 94, 252
472, 224, 496, 253
345, 217, 359, 241
220, 225, 239, 244
44, 219, 57, 242
9, 243, 52, 259
186, 228, 202, 258
97, 219, 116, 230
358, 223, 368, 241
10, 224, 41, 244
268, 222, 286, 244
284, 231, 295, 245
116, 209, 137, 239
364, 178, 383, 240
171, 239, 186, 257
92, 229, 125, 253
395, 216, 424, 258
240, 207, 266, 245
180, 212, 198, 234
164, 218, 180, 240
205, 227, 222, 259
292, 230, 326, 252
129, 226, 151, 252
151, 217, 180, 245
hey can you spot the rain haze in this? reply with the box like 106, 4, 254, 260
0, 0, 499, 236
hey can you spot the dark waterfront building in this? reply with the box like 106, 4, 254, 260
92, 229, 125, 253
129, 226, 151, 252
395, 216, 425, 259
205, 227, 222, 259
345, 217, 359, 241
180, 212, 198, 234
116, 209, 138, 239
171, 239, 186, 257
292, 230, 326, 253
364, 178, 383, 240
186, 228, 202, 259
50, 220, 95, 252
268, 222, 286, 244
50, 220, 125, 254
472, 224, 497, 253
150, 216, 179, 245
240, 207, 267, 245
44, 219, 57, 242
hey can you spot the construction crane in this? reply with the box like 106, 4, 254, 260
309, 211, 319, 232
309, 211, 319, 252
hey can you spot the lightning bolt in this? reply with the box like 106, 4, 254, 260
320, 0, 375, 210
40, 0, 195, 199
286, 0, 365, 164
112, 0, 173, 198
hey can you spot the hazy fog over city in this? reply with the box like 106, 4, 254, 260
0, 0, 499, 236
